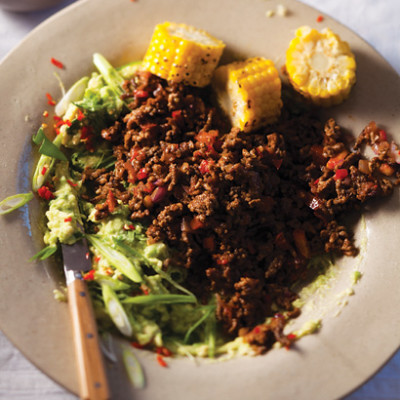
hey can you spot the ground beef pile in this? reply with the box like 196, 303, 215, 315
82, 70, 400, 353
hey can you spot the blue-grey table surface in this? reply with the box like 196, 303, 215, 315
0, 0, 399, 399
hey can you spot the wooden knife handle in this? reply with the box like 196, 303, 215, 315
68, 277, 110, 400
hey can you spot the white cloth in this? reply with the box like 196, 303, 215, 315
0, 0, 399, 399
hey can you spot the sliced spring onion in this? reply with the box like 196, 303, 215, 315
93, 53, 124, 97
205, 312, 217, 358
102, 284, 133, 337
87, 235, 142, 283
183, 306, 216, 344
116, 61, 142, 80
96, 276, 131, 291
55, 76, 89, 117
99, 332, 118, 363
113, 238, 195, 297
123, 294, 196, 306
147, 257, 195, 297
0, 192, 33, 215
32, 133, 63, 191
29, 245, 58, 261
32, 127, 67, 161
120, 342, 146, 389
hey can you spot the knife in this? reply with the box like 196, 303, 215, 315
62, 228, 110, 400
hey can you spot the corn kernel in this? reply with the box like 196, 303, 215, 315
142, 22, 225, 87
286, 26, 356, 107
212, 57, 282, 133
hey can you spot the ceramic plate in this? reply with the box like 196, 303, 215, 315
0, 0, 399, 399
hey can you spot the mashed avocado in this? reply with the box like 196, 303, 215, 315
43, 162, 81, 246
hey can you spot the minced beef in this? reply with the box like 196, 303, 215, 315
83, 71, 400, 352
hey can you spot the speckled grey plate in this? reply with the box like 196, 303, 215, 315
0, 0, 399, 399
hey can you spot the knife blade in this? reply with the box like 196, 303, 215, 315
62, 226, 110, 400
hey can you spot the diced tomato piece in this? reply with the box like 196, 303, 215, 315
143, 181, 156, 193
190, 216, 204, 231
379, 163, 395, 176
333, 168, 348, 181
137, 168, 149, 180
106, 190, 116, 213
195, 130, 218, 146
199, 159, 212, 174
134, 90, 149, 99
326, 150, 349, 170
378, 129, 387, 142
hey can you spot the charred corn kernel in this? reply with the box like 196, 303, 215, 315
212, 57, 282, 133
286, 26, 356, 107
142, 22, 225, 87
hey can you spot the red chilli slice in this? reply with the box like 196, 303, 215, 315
37, 186, 54, 201
156, 354, 168, 367
83, 269, 95, 281
334, 169, 348, 181
46, 93, 56, 106
51, 57, 64, 69
131, 342, 144, 349
67, 179, 78, 187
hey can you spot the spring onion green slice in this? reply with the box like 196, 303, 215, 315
99, 332, 118, 363
29, 245, 58, 261
122, 294, 196, 306
205, 312, 217, 358
120, 342, 146, 389
32, 133, 63, 191
32, 127, 67, 161
184, 306, 215, 344
113, 239, 195, 297
0, 192, 33, 215
55, 76, 89, 117
116, 61, 142, 80
87, 235, 142, 283
93, 53, 124, 97
102, 284, 133, 337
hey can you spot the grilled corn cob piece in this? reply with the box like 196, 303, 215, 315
142, 22, 225, 87
286, 26, 356, 107
212, 57, 282, 133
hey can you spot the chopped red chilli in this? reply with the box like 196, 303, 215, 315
64, 216, 72, 222
156, 346, 172, 357
77, 109, 85, 121
156, 354, 168, 367
83, 269, 95, 281
46, 93, 56, 106
131, 342, 145, 349
334, 169, 349, 181
67, 179, 78, 187
37, 186, 54, 201
50, 57, 64, 69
